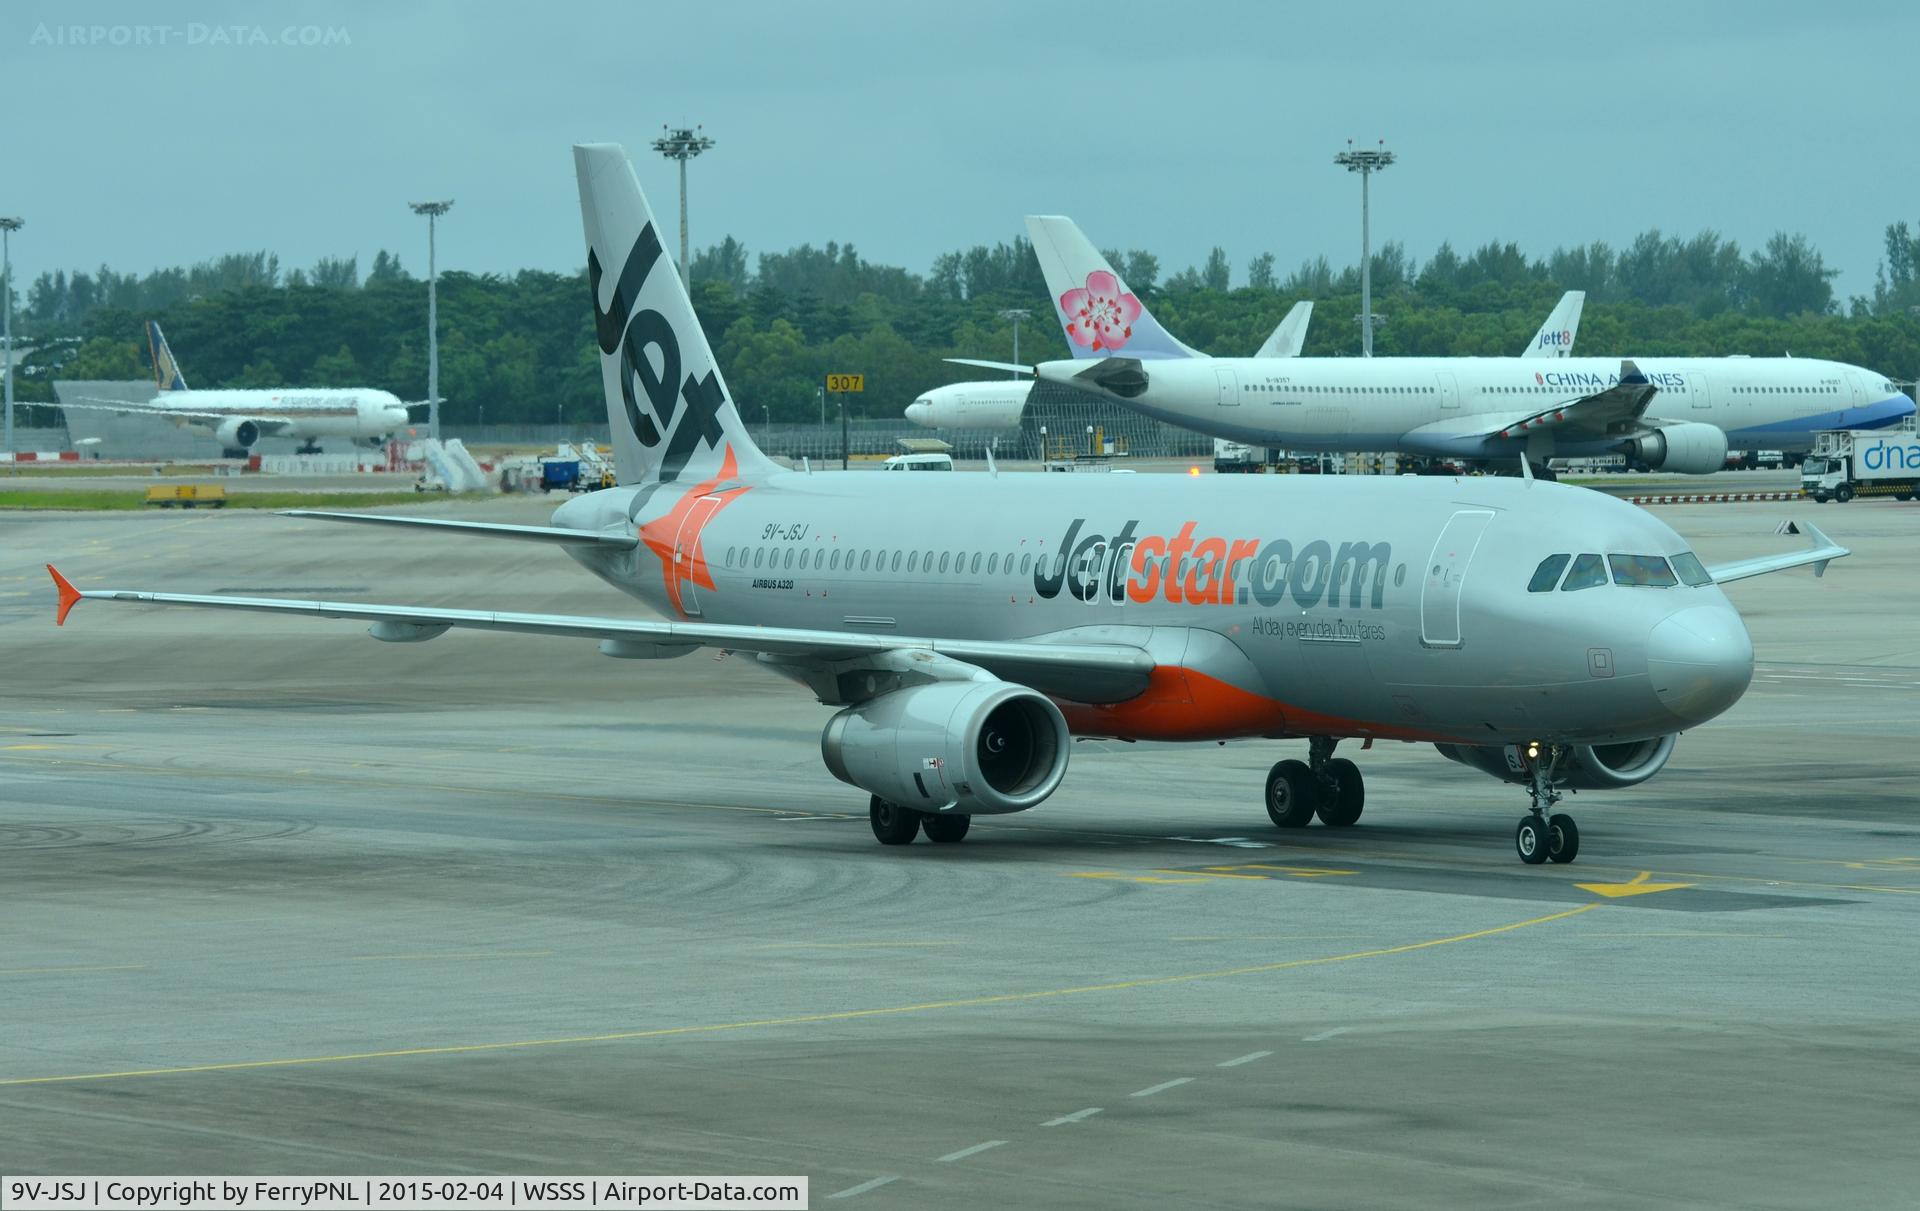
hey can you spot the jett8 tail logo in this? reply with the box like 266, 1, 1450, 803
1538, 329, 1573, 348
589, 222, 726, 483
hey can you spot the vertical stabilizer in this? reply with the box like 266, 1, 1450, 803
1024, 216, 1203, 360
147, 321, 189, 391
1521, 291, 1584, 359
573, 143, 778, 485
1255, 301, 1314, 358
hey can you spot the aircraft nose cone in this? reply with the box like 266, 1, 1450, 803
905, 401, 932, 426
1648, 605, 1754, 726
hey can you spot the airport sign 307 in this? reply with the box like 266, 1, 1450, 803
825, 373, 864, 393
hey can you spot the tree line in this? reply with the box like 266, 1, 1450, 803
6, 221, 1919, 429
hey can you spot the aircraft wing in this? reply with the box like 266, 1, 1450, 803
1480, 359, 1660, 443
45, 567, 1155, 703
280, 510, 638, 550
63, 398, 297, 434
1705, 522, 1849, 584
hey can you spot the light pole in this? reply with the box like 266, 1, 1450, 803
1334, 140, 1394, 356
998, 308, 1030, 378
651, 125, 715, 279
1, 217, 20, 456
409, 200, 453, 440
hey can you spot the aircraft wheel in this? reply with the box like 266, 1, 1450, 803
922, 813, 971, 844
1315, 758, 1365, 827
869, 796, 921, 845
1265, 759, 1318, 828
1835, 484, 1855, 504
1896, 491, 1913, 503
1547, 812, 1580, 864
1515, 816, 1550, 865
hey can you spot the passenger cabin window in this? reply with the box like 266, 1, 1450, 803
1560, 553, 1607, 591
1527, 554, 1571, 593
1670, 551, 1714, 587
1610, 554, 1678, 588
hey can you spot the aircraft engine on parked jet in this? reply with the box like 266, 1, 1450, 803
214, 418, 261, 450
821, 680, 1070, 814
1433, 735, 1676, 790
1622, 422, 1728, 475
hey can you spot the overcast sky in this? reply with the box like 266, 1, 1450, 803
5, 1, 1915, 300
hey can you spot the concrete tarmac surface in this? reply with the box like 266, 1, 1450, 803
3, 495, 1918, 1208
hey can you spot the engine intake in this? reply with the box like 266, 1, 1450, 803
1621, 422, 1726, 475
821, 681, 1069, 814
1433, 735, 1676, 790
215, 417, 261, 450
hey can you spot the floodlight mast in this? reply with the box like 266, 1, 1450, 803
1334, 140, 1395, 357
651, 125, 716, 280
0, 217, 19, 456
998, 308, 1030, 379
409, 200, 454, 440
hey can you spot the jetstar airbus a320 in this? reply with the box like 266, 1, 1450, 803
46, 143, 1849, 863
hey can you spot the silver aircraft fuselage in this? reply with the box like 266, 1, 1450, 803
552, 468, 1752, 748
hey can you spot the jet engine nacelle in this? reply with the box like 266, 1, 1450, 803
215, 418, 261, 450
821, 680, 1069, 815
1622, 422, 1727, 475
1433, 735, 1676, 790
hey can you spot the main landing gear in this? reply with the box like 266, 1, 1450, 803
869, 795, 971, 845
1513, 742, 1579, 865
296, 440, 324, 455
1264, 737, 1365, 830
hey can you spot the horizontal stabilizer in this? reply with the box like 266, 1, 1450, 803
944, 358, 1033, 376
279, 510, 638, 549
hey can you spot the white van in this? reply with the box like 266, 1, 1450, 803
882, 452, 954, 472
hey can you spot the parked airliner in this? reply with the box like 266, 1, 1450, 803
913, 290, 1582, 433
905, 301, 1315, 432
48, 144, 1847, 863
58, 321, 418, 456
1013, 217, 1914, 472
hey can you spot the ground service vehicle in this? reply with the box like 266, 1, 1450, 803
1802, 428, 1920, 502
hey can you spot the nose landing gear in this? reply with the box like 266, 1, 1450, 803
1264, 738, 1366, 830
1514, 743, 1580, 865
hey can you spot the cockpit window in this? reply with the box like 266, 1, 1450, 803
1527, 554, 1570, 593
1670, 551, 1715, 587
1560, 553, 1607, 592
1609, 554, 1679, 587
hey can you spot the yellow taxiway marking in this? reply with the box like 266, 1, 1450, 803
1214, 863, 1359, 878
0, 903, 1600, 1087
1576, 870, 1693, 899
1159, 868, 1269, 881
351, 951, 553, 962
2, 744, 54, 750
0, 964, 147, 976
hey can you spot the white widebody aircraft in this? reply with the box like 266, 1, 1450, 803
914, 290, 1583, 433
48, 144, 1850, 865
906, 301, 1316, 431
59, 321, 417, 456
1011, 217, 1915, 472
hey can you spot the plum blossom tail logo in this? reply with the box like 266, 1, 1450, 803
1059, 271, 1142, 353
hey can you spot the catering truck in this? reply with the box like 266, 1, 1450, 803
1802, 428, 1920, 502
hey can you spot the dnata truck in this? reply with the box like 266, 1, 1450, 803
1802, 428, 1920, 503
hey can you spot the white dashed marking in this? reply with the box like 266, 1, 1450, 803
1130, 1077, 1194, 1098
1218, 1050, 1273, 1067
1042, 1107, 1103, 1126
938, 1140, 1007, 1163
